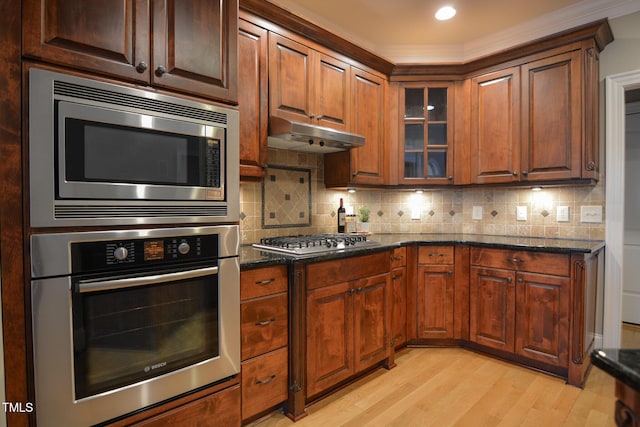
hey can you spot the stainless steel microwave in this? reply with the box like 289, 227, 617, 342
29, 68, 239, 227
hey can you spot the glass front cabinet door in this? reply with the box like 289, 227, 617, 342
399, 83, 453, 185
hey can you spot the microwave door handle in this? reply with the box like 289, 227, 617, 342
77, 266, 219, 293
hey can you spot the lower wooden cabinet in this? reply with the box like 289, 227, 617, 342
390, 247, 407, 348
241, 347, 288, 420
305, 252, 390, 399
306, 272, 389, 397
240, 265, 288, 421
470, 248, 570, 368
416, 246, 455, 339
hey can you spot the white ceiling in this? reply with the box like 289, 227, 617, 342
267, 0, 640, 63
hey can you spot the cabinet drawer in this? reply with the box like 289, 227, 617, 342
241, 265, 288, 300
241, 293, 288, 360
242, 347, 288, 420
391, 247, 407, 268
137, 384, 240, 426
418, 246, 454, 265
307, 251, 390, 290
470, 248, 569, 276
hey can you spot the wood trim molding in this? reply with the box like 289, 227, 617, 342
239, 0, 395, 75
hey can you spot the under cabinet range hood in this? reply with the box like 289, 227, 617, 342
268, 116, 365, 153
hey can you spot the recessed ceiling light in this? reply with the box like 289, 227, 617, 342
435, 5, 456, 21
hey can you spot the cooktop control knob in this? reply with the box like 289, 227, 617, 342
178, 242, 190, 255
113, 246, 128, 261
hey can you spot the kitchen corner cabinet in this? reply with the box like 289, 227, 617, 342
269, 32, 350, 131
470, 248, 570, 368
470, 45, 596, 184
305, 251, 390, 398
23, 0, 239, 104
240, 265, 288, 421
238, 16, 268, 179
397, 83, 454, 185
324, 67, 388, 187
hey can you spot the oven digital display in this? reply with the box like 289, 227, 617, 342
144, 240, 165, 261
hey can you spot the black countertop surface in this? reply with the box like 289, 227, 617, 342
591, 348, 640, 392
240, 233, 605, 269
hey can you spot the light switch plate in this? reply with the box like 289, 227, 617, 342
557, 206, 570, 222
411, 207, 421, 220
472, 206, 483, 220
516, 206, 527, 221
581, 205, 603, 223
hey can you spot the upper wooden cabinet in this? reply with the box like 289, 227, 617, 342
469, 45, 597, 184
470, 67, 521, 184
23, 0, 238, 103
238, 16, 268, 179
324, 67, 388, 187
268, 32, 350, 131
398, 83, 455, 185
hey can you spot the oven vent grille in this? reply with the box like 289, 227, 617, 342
54, 81, 228, 125
54, 205, 228, 219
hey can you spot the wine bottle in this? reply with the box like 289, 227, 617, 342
337, 198, 346, 233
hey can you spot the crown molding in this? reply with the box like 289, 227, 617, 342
386, 0, 640, 63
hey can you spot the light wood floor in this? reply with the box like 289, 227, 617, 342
248, 348, 617, 427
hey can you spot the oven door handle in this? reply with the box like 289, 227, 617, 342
76, 266, 219, 293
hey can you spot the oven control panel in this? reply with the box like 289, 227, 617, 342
70, 234, 218, 273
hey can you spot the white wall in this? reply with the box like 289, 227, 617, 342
601, 11, 640, 346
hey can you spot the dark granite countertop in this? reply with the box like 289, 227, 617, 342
591, 348, 640, 392
240, 233, 604, 269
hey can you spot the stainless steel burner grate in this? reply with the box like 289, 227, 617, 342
252, 234, 380, 256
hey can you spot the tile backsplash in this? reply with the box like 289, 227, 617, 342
239, 149, 605, 244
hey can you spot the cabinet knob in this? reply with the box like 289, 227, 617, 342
512, 171, 518, 176
309, 114, 315, 119
507, 277, 513, 283
522, 171, 529, 176
155, 66, 167, 76
448, 176, 453, 181
316, 115, 324, 120
135, 61, 148, 73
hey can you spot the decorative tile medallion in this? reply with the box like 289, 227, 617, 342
262, 165, 311, 228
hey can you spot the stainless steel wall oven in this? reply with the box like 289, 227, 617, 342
30, 226, 240, 427
28, 68, 239, 227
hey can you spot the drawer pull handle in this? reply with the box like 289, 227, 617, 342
391, 255, 404, 261
429, 253, 444, 257
506, 258, 524, 263
255, 317, 276, 326
255, 374, 276, 385
392, 275, 400, 281
255, 278, 275, 285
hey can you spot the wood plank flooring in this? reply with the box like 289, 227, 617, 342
248, 348, 617, 427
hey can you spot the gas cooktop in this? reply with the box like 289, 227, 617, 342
252, 234, 380, 256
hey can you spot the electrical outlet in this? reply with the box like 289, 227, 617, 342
472, 206, 483, 220
581, 205, 603, 223
557, 206, 570, 222
516, 206, 527, 221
